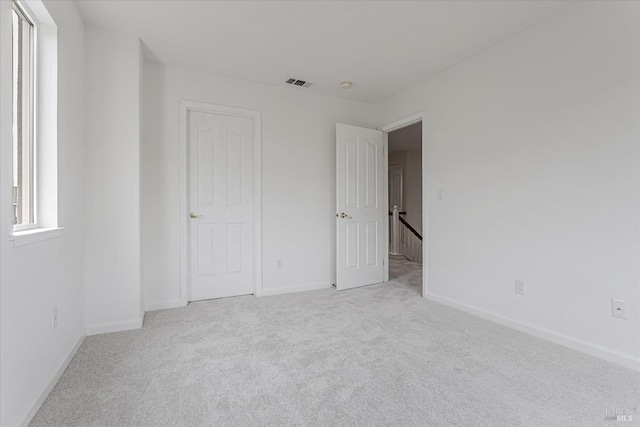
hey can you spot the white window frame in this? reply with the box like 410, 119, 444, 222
9, 0, 61, 247
11, 0, 35, 231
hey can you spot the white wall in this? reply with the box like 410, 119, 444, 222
142, 63, 380, 306
380, 2, 640, 368
0, 1, 86, 425
84, 28, 144, 334
388, 151, 407, 172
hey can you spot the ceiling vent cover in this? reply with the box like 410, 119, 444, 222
286, 78, 312, 88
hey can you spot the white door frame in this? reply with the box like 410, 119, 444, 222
179, 100, 263, 304
380, 111, 427, 296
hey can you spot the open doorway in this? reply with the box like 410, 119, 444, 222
385, 121, 423, 296
335, 113, 426, 295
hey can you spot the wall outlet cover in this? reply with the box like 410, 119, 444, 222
611, 299, 626, 319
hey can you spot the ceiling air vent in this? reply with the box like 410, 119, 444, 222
286, 78, 312, 88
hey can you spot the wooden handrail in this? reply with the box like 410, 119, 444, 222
398, 216, 422, 241
389, 205, 422, 263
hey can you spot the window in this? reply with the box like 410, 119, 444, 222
8, 0, 60, 246
12, 0, 35, 229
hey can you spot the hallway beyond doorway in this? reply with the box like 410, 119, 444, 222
389, 254, 421, 296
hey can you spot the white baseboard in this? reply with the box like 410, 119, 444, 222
425, 293, 640, 372
19, 334, 85, 427
261, 281, 333, 297
145, 299, 185, 311
86, 317, 144, 336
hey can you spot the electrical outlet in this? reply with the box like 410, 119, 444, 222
53, 306, 58, 329
515, 280, 525, 295
276, 258, 283, 269
611, 299, 626, 319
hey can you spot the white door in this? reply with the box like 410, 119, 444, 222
188, 109, 254, 301
336, 123, 385, 290
388, 165, 403, 211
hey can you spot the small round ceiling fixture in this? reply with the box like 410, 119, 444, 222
340, 81, 353, 90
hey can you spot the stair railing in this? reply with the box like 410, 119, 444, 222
389, 205, 422, 264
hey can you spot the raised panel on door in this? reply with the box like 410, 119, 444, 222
345, 137, 359, 208
197, 223, 217, 277
365, 139, 378, 209
365, 222, 378, 267
189, 110, 254, 301
197, 128, 215, 205
226, 129, 242, 206
345, 222, 359, 269
226, 223, 243, 274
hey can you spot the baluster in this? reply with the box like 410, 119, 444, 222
391, 205, 400, 255
413, 236, 417, 262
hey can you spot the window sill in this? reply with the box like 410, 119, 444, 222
10, 227, 63, 247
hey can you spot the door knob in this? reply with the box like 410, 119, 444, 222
190, 212, 202, 219
337, 212, 352, 219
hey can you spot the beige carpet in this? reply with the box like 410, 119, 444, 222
30, 258, 638, 426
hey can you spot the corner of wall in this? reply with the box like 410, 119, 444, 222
83, 26, 144, 335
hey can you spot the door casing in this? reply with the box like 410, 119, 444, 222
380, 111, 427, 296
179, 100, 263, 304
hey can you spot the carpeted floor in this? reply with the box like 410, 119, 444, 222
31, 257, 638, 426
388, 254, 422, 296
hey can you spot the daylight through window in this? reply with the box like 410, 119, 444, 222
12, 0, 35, 228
